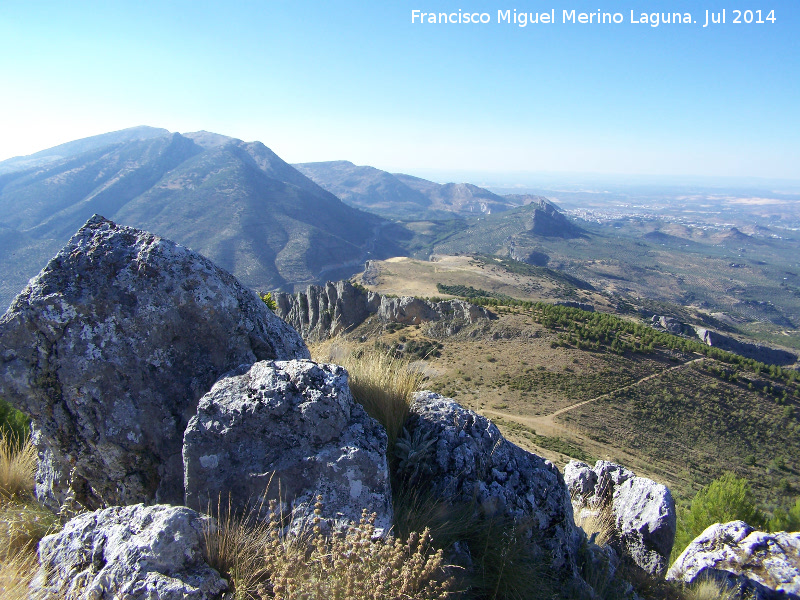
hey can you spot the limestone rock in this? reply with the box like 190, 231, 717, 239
404, 391, 578, 575
0, 216, 309, 509
31, 504, 227, 600
273, 280, 490, 342
612, 477, 676, 576
183, 359, 392, 533
667, 521, 800, 600
565, 460, 676, 577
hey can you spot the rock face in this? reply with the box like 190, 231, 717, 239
565, 460, 676, 576
183, 359, 392, 534
273, 279, 490, 342
0, 216, 309, 509
667, 521, 800, 600
650, 315, 797, 365
31, 504, 227, 600
403, 391, 578, 575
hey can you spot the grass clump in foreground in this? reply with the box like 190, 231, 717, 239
204, 496, 453, 600
0, 435, 59, 598
311, 341, 425, 450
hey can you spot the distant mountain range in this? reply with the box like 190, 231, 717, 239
293, 160, 541, 218
0, 128, 405, 308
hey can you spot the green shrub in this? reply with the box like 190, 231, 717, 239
672, 473, 767, 561
258, 291, 277, 311
0, 400, 29, 444
769, 497, 800, 532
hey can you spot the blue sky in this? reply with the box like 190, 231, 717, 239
1, 0, 798, 181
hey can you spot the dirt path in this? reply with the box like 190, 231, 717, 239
483, 357, 704, 436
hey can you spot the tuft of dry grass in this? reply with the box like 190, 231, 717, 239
571, 495, 617, 549
311, 341, 424, 449
0, 548, 38, 600
683, 577, 738, 600
0, 435, 36, 501
203, 496, 453, 600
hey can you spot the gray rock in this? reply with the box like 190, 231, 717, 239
183, 359, 392, 534
0, 216, 309, 509
273, 280, 490, 342
31, 504, 227, 600
564, 461, 597, 497
667, 521, 800, 600
612, 477, 676, 576
404, 391, 578, 575
565, 460, 676, 576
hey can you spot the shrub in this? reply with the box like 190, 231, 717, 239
259, 291, 277, 311
0, 400, 29, 445
769, 497, 800, 532
672, 473, 767, 561
204, 497, 453, 600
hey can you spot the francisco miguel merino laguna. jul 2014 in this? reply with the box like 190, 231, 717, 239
411, 9, 778, 27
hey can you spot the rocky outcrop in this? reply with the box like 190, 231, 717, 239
694, 327, 797, 366
31, 504, 227, 600
667, 521, 800, 600
565, 460, 676, 577
183, 359, 392, 534
403, 391, 578, 576
651, 315, 696, 337
0, 216, 309, 509
650, 315, 797, 365
273, 280, 490, 342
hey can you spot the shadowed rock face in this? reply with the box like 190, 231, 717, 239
668, 521, 800, 600
0, 215, 309, 509
183, 359, 393, 535
404, 392, 579, 578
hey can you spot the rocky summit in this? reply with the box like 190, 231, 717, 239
0, 215, 308, 509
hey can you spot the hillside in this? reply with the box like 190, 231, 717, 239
0, 130, 404, 308
294, 160, 520, 217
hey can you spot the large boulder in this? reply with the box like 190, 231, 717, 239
0, 216, 309, 509
183, 359, 392, 534
565, 460, 676, 576
612, 477, 676, 576
31, 504, 227, 600
667, 521, 800, 600
403, 391, 578, 575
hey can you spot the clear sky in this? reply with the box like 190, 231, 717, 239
1, 0, 798, 181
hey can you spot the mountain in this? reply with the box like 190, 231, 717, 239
0, 126, 170, 175
294, 160, 517, 218
0, 130, 403, 309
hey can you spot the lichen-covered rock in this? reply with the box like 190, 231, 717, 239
565, 460, 676, 576
667, 521, 800, 600
405, 391, 578, 575
31, 504, 227, 600
0, 216, 309, 509
183, 359, 392, 533
612, 477, 676, 576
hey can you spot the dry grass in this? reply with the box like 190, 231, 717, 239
571, 492, 617, 548
203, 496, 453, 600
682, 576, 738, 600
0, 435, 57, 599
311, 341, 424, 449
0, 548, 38, 600
0, 436, 36, 500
